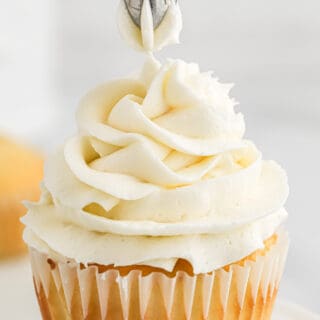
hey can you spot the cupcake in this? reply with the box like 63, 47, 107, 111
0, 136, 43, 258
22, 1, 289, 319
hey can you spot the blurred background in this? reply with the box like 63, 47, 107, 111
0, 0, 319, 317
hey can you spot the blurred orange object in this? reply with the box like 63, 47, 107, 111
0, 136, 43, 259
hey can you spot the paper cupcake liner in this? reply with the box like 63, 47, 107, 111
30, 230, 288, 320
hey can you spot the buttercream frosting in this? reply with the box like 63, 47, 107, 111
22, 57, 289, 273
22, 1, 289, 273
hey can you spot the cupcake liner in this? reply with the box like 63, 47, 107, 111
30, 230, 288, 320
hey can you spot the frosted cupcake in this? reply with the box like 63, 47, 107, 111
0, 136, 43, 258
22, 1, 289, 319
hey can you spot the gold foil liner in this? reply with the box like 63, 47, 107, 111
29, 231, 288, 320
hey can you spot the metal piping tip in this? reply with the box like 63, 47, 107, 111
124, 0, 177, 29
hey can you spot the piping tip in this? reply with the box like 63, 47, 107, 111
124, 0, 177, 29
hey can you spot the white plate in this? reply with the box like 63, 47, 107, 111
273, 300, 320, 320
0, 257, 319, 319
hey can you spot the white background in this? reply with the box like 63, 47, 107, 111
0, 0, 319, 316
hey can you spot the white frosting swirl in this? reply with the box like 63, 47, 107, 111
22, 58, 289, 273
118, 0, 182, 52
